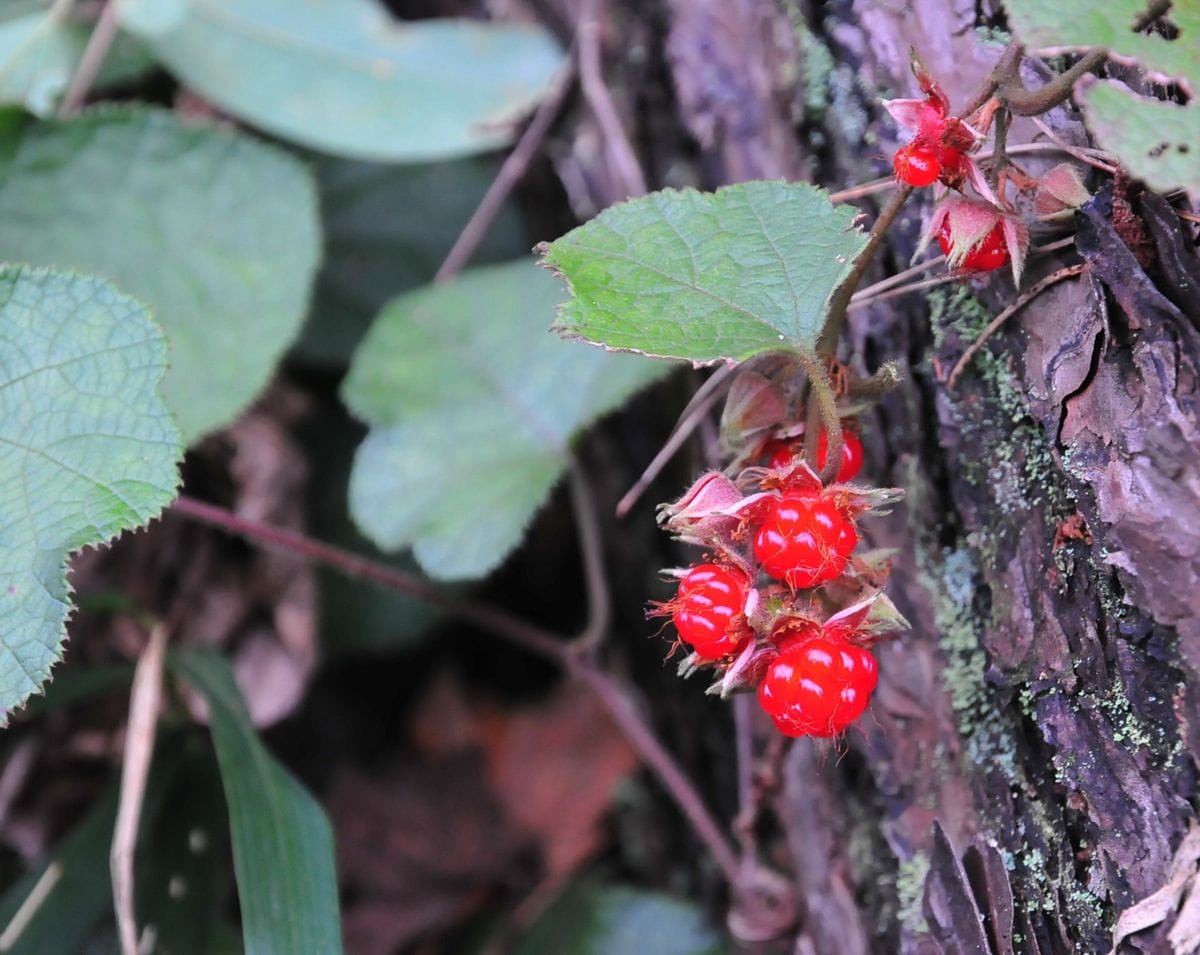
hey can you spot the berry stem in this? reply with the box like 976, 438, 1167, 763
818, 183, 915, 356
567, 458, 611, 653
170, 494, 742, 884
997, 49, 1107, 117
797, 354, 843, 484
988, 107, 1009, 193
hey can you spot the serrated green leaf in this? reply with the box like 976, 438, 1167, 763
0, 265, 180, 721
1082, 84, 1200, 196
342, 260, 675, 581
170, 648, 342, 955
1003, 0, 1198, 85
1003, 0, 1200, 196
541, 181, 869, 363
114, 0, 564, 162
298, 156, 528, 366
514, 878, 727, 955
0, 105, 320, 442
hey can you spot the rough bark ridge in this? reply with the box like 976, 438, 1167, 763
630, 0, 1200, 950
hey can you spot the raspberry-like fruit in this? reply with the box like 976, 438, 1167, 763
764, 428, 863, 482
752, 494, 857, 589
815, 428, 864, 482
892, 141, 940, 187
757, 635, 878, 737
672, 563, 751, 660
937, 217, 1009, 272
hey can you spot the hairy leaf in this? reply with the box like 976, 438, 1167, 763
1003, 0, 1200, 195
171, 648, 343, 955
0, 265, 180, 720
343, 260, 674, 580
115, 0, 564, 162
0, 105, 319, 442
540, 181, 868, 363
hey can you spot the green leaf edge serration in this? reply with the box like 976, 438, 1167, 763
538, 180, 866, 365
0, 262, 182, 725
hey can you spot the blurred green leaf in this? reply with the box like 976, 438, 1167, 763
1003, 0, 1200, 195
298, 156, 527, 366
135, 740, 237, 955
0, 265, 180, 721
514, 878, 727, 955
0, 787, 116, 954
0, 2, 78, 115
541, 182, 869, 363
170, 648, 342, 955
0, 4, 155, 115
294, 400, 444, 654
342, 260, 676, 581
115, 0, 564, 162
0, 105, 320, 442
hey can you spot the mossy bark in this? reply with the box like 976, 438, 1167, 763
633, 0, 1200, 950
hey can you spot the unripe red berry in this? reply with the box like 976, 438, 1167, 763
757, 635, 878, 737
893, 141, 940, 187
815, 428, 864, 482
672, 563, 751, 660
764, 428, 864, 482
752, 493, 857, 589
937, 217, 1009, 272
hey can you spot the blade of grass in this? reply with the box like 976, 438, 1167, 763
169, 648, 343, 955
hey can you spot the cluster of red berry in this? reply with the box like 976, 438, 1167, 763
885, 56, 1031, 279
652, 377, 907, 739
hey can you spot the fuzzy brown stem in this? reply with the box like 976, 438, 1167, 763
998, 49, 1107, 116
818, 184, 915, 357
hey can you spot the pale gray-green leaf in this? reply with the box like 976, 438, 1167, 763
0, 3, 154, 115
343, 260, 674, 581
515, 879, 727, 955
1082, 83, 1200, 196
541, 181, 869, 363
115, 0, 565, 162
0, 105, 320, 442
171, 648, 343, 955
298, 155, 528, 366
0, 265, 180, 721
1003, 0, 1200, 196
0, 3, 78, 115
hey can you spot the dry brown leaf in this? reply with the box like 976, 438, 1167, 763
1112, 825, 1200, 953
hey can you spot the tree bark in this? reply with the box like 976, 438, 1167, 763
626, 0, 1200, 950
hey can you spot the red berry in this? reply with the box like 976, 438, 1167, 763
815, 428, 864, 482
764, 429, 863, 481
672, 564, 750, 660
893, 141, 940, 187
752, 494, 857, 589
937, 218, 1009, 273
757, 635, 878, 737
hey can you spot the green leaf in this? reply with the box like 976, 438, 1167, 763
0, 105, 320, 443
170, 648, 342, 955
1002, 0, 1200, 196
514, 878, 727, 955
114, 0, 565, 162
1080, 84, 1200, 197
298, 156, 528, 367
0, 786, 117, 953
0, 3, 78, 115
540, 181, 869, 363
0, 4, 155, 116
342, 260, 674, 581
0, 265, 180, 721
